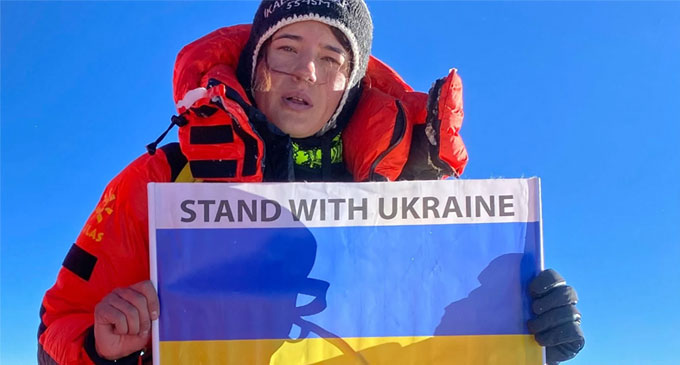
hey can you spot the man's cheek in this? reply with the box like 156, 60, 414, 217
331, 78, 347, 91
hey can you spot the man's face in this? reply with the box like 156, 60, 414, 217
253, 21, 350, 138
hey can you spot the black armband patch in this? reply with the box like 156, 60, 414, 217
189, 160, 238, 179
62, 243, 97, 281
189, 125, 235, 145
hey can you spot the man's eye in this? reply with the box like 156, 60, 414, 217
278, 46, 296, 53
323, 57, 341, 65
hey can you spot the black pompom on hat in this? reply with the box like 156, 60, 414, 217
237, 0, 373, 135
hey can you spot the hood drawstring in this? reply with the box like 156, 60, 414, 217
146, 115, 188, 155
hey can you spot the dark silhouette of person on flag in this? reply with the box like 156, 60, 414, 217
158, 219, 329, 363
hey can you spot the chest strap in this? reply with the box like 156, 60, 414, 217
159, 143, 193, 182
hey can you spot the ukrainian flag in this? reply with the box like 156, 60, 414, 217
150, 179, 544, 364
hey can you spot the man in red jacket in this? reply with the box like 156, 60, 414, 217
38, 1, 583, 364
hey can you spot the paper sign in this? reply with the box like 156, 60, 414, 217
149, 179, 544, 364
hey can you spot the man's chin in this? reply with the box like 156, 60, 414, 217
273, 118, 322, 138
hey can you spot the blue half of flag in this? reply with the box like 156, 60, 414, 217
155, 222, 540, 342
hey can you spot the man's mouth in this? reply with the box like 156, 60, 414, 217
286, 96, 309, 106
282, 93, 313, 110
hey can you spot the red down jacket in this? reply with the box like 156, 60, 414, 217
38, 24, 467, 364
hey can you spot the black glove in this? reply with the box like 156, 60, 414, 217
528, 269, 585, 364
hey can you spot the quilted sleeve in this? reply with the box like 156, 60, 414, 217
38, 151, 171, 364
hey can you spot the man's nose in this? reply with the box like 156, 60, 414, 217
291, 56, 318, 84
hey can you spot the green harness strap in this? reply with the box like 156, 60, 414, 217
292, 133, 343, 169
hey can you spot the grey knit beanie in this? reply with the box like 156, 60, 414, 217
237, 0, 373, 135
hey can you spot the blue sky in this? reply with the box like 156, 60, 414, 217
2, 1, 679, 364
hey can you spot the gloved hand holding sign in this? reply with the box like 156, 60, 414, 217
528, 269, 585, 364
